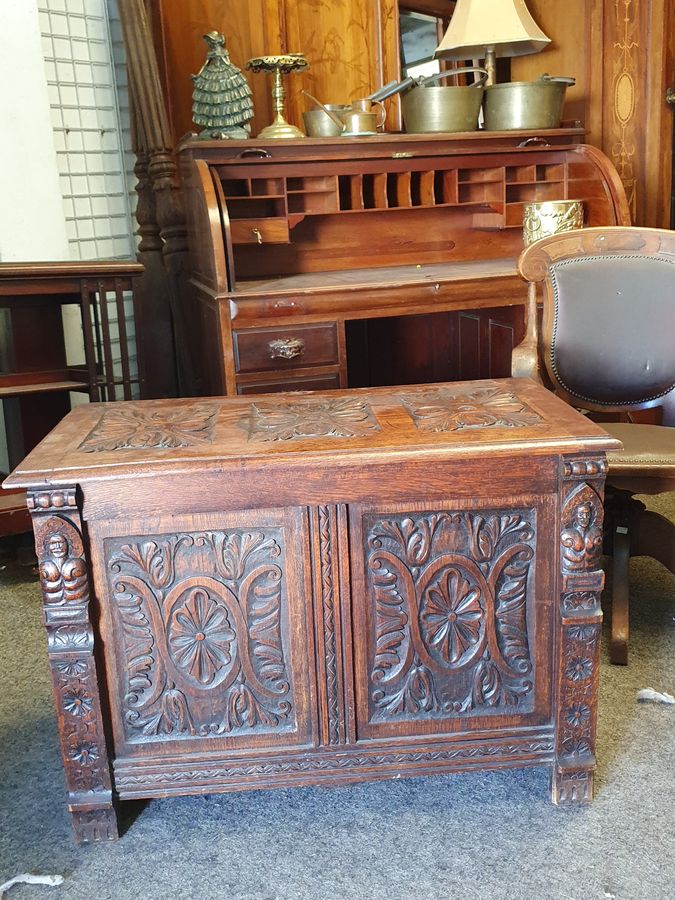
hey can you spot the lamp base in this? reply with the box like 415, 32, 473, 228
484, 47, 497, 86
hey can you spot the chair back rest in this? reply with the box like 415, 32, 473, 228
518, 227, 675, 412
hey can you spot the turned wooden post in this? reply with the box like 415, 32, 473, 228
119, 0, 196, 397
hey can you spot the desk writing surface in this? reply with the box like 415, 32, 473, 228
234, 259, 520, 296
5, 378, 620, 488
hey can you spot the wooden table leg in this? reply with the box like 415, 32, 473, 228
28, 487, 118, 843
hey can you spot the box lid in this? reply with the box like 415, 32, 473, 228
3, 378, 621, 490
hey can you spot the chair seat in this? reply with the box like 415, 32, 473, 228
604, 422, 675, 486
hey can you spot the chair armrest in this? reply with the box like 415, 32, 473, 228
511, 282, 543, 382
511, 337, 543, 381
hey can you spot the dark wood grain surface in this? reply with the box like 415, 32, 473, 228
7, 379, 618, 842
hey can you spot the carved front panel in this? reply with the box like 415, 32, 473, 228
351, 501, 555, 740
91, 509, 314, 752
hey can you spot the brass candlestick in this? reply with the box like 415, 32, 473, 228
246, 54, 309, 139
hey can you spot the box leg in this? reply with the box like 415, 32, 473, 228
551, 766, 594, 805
28, 488, 118, 843
553, 460, 608, 805
71, 805, 119, 843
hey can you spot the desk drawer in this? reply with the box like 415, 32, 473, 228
229, 218, 290, 245
234, 324, 339, 374
237, 373, 341, 395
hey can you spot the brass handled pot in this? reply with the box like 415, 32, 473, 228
302, 93, 386, 138
483, 75, 576, 131
402, 68, 488, 134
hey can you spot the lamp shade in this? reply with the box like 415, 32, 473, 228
436, 0, 551, 60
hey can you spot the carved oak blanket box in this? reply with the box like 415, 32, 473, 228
4, 378, 619, 843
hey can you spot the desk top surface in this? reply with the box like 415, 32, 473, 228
5, 379, 620, 489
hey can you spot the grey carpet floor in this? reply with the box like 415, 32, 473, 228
1, 498, 674, 900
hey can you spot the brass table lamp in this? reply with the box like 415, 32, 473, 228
246, 54, 309, 139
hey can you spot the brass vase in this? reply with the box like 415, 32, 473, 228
523, 200, 584, 246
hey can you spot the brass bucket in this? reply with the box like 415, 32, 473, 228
484, 75, 575, 131
402, 68, 488, 134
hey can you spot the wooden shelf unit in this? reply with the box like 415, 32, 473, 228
0, 261, 144, 535
180, 131, 630, 397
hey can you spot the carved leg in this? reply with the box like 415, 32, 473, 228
554, 458, 607, 805
28, 488, 119, 843
552, 767, 594, 805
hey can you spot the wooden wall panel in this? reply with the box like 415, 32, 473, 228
512, 0, 674, 228
280, 0, 396, 131
156, 0, 400, 143
603, 0, 674, 227
510, 1, 603, 146
156, 0, 282, 142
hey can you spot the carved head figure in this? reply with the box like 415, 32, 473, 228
575, 502, 593, 531
47, 533, 68, 560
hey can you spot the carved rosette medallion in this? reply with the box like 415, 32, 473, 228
554, 462, 606, 804
364, 509, 536, 722
30, 495, 116, 842
402, 385, 542, 433
245, 396, 381, 441
106, 528, 294, 741
78, 403, 220, 451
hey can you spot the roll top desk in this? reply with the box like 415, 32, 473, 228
179, 130, 629, 397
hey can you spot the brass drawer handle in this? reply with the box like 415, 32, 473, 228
252, 227, 263, 244
237, 148, 272, 159
268, 338, 305, 360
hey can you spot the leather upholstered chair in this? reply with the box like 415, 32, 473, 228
513, 226, 675, 664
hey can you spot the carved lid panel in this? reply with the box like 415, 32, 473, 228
4, 378, 620, 488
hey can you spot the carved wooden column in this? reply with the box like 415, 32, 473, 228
28, 488, 118, 843
130, 116, 178, 398
119, 0, 196, 397
552, 456, 608, 804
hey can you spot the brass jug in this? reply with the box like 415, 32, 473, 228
341, 99, 386, 135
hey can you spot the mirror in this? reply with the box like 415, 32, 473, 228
399, 1, 452, 78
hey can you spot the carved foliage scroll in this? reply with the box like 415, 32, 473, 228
30, 492, 116, 840
402, 386, 542, 433
106, 528, 294, 742
554, 466, 606, 804
364, 508, 537, 723
245, 396, 381, 442
79, 403, 220, 452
